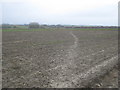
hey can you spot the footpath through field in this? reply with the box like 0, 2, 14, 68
49, 31, 118, 88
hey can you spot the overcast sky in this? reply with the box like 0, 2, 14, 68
1, 0, 119, 26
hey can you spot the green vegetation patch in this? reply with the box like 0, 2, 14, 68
2, 27, 118, 32
2, 28, 54, 32
70, 28, 118, 31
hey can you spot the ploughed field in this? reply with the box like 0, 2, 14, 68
2, 28, 118, 88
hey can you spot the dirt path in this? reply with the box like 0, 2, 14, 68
49, 31, 118, 88
50, 31, 79, 87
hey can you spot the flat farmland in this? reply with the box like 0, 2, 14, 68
2, 28, 118, 88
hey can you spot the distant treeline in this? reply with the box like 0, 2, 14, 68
1, 22, 118, 29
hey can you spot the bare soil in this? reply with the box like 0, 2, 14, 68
88, 67, 118, 88
2, 29, 118, 88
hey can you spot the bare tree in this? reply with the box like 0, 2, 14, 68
2, 24, 11, 29
29, 22, 40, 28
